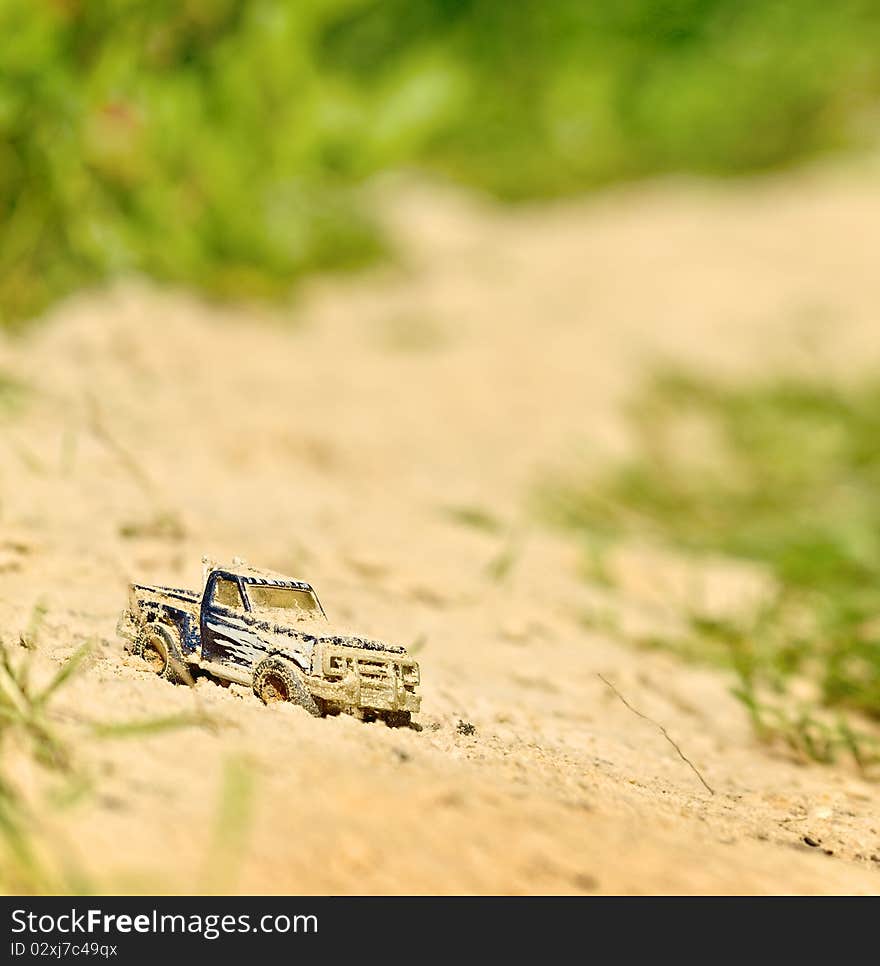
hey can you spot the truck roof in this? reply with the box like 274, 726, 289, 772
210, 560, 315, 593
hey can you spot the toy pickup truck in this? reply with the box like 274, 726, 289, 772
117, 559, 420, 726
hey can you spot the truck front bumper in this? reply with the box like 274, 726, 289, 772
309, 646, 421, 715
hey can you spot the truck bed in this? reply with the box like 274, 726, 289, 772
132, 583, 200, 608
126, 583, 202, 657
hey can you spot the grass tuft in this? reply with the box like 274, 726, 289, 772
0, 622, 217, 892
198, 757, 255, 895
542, 371, 880, 767
0, 372, 29, 415
91, 713, 213, 740
441, 504, 504, 534
0, 635, 91, 891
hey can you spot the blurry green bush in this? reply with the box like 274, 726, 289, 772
2, 0, 880, 326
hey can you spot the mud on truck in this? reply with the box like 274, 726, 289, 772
117, 559, 421, 726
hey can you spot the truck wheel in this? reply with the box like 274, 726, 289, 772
383, 711, 412, 729
138, 624, 190, 685
253, 657, 321, 716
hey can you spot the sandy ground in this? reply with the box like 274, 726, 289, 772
2, 161, 880, 895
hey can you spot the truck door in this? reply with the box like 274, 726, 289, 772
200, 573, 250, 668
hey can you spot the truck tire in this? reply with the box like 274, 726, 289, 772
136, 623, 190, 685
382, 711, 412, 729
253, 657, 321, 716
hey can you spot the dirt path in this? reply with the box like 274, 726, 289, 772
2, 162, 880, 894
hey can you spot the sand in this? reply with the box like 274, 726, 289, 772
2, 160, 880, 894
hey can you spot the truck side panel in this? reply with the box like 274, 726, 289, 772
200, 608, 310, 673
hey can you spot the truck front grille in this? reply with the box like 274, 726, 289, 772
323, 646, 418, 693
358, 658, 392, 682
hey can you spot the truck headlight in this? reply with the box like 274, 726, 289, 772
322, 648, 348, 678
402, 663, 420, 686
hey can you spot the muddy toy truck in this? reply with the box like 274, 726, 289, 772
117, 558, 420, 726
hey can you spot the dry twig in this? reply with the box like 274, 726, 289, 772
598, 673, 714, 795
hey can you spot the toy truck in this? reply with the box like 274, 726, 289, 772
117, 559, 420, 726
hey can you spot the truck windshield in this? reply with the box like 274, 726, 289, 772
246, 584, 322, 617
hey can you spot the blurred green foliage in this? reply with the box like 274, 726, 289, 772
2, 0, 880, 326
543, 373, 880, 762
